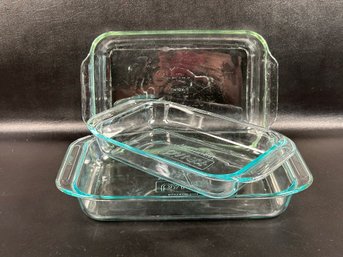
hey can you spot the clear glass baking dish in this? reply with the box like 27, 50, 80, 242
56, 136, 313, 221
87, 100, 298, 198
81, 30, 278, 127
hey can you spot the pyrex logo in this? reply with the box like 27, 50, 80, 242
160, 148, 215, 170
155, 180, 199, 196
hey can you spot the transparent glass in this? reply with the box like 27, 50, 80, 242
56, 136, 313, 221
87, 100, 298, 198
81, 30, 278, 127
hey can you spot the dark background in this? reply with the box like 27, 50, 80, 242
0, 1, 342, 256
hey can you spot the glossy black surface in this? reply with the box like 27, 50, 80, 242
0, 0, 342, 256
0, 134, 342, 257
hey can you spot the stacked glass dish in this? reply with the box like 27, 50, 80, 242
56, 30, 313, 221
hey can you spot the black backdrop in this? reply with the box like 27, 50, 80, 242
0, 1, 342, 257
1, 0, 342, 123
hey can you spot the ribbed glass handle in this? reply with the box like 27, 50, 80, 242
55, 137, 89, 194
81, 55, 91, 122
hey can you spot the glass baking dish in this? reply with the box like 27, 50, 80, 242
56, 136, 313, 221
87, 100, 298, 198
81, 30, 278, 127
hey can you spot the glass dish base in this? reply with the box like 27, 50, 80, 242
56, 136, 312, 221
78, 197, 292, 221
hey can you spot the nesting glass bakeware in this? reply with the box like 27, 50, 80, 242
55, 30, 313, 219
56, 136, 313, 221
81, 30, 278, 127
87, 99, 297, 198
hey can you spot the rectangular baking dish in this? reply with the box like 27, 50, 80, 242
81, 30, 278, 127
56, 136, 313, 221
87, 100, 297, 198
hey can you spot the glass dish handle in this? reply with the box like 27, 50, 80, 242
55, 137, 89, 195
265, 54, 278, 127
282, 151, 313, 195
81, 55, 91, 122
